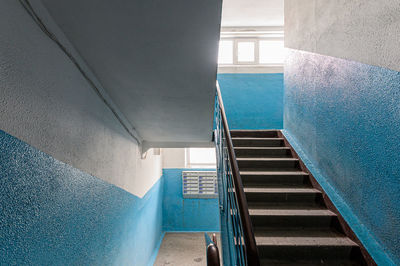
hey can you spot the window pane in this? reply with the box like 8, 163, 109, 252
259, 40, 285, 64
237, 42, 255, 62
188, 148, 216, 166
218, 40, 233, 64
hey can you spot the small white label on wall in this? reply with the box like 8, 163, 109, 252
182, 171, 218, 198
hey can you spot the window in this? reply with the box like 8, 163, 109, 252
237, 41, 255, 62
259, 40, 285, 64
218, 40, 234, 64
186, 148, 216, 168
217, 38, 284, 66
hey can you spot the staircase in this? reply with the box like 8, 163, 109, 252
231, 130, 367, 266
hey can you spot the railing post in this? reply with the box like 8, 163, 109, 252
205, 233, 221, 266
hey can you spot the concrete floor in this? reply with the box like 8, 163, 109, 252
154, 233, 221, 266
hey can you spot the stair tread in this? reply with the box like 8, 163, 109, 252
237, 158, 298, 161
249, 209, 336, 216
241, 171, 308, 175
248, 203, 325, 209
232, 137, 284, 140
244, 187, 320, 193
244, 184, 312, 189
231, 130, 279, 132
255, 236, 357, 246
235, 147, 290, 149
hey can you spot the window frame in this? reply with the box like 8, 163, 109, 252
259, 39, 285, 65
218, 37, 284, 66
218, 39, 235, 65
234, 39, 259, 65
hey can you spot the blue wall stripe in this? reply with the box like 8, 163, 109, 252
218, 73, 284, 130
162, 168, 220, 232
284, 49, 400, 265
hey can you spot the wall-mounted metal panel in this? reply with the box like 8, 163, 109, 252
182, 171, 217, 198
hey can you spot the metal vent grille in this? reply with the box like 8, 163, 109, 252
182, 171, 218, 198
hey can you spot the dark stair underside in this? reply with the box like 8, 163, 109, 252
231, 130, 367, 266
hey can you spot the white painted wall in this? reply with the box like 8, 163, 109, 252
0, 0, 161, 198
285, 0, 400, 71
162, 149, 187, 169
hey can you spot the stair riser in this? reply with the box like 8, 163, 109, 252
242, 175, 310, 186
259, 258, 362, 266
232, 139, 284, 147
251, 215, 337, 228
230, 131, 278, 138
235, 149, 292, 158
245, 192, 323, 205
257, 245, 359, 261
238, 160, 299, 170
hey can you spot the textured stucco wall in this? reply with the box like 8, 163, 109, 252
0, 1, 161, 197
218, 74, 284, 129
285, 0, 400, 72
284, 2, 400, 263
284, 50, 400, 265
162, 148, 187, 169
0, 130, 164, 265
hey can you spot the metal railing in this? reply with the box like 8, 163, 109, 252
214, 82, 260, 266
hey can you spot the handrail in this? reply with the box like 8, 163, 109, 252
215, 82, 260, 266
205, 233, 221, 266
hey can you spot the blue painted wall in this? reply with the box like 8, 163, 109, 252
284, 49, 400, 265
162, 169, 220, 232
0, 130, 164, 266
217, 73, 284, 129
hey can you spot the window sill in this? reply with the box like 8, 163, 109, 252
218, 64, 283, 74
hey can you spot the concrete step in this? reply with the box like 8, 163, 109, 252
237, 158, 299, 171
256, 235, 359, 262
240, 171, 310, 187
244, 187, 324, 207
235, 147, 292, 158
249, 208, 338, 228
260, 258, 365, 266
230, 130, 279, 138
232, 137, 284, 147
260, 258, 364, 266
256, 235, 357, 246
230, 130, 367, 265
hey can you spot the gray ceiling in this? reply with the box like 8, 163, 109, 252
41, 0, 222, 147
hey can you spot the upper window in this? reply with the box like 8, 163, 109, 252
186, 148, 216, 168
259, 40, 285, 64
218, 38, 284, 65
237, 41, 256, 63
218, 40, 234, 64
